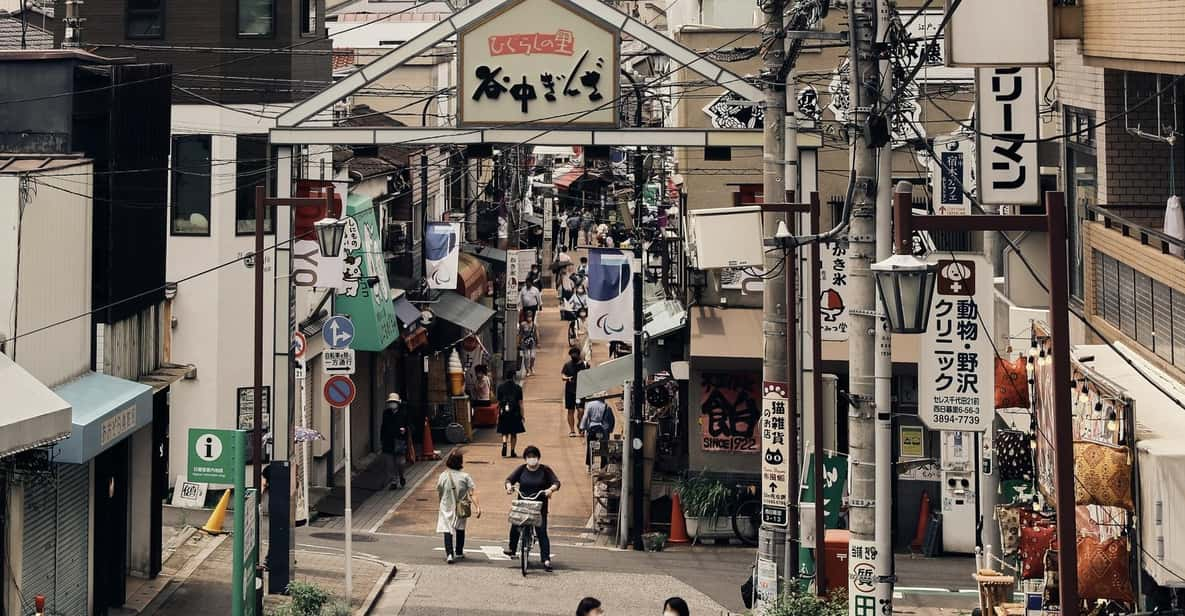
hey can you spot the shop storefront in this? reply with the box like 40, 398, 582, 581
687, 306, 763, 476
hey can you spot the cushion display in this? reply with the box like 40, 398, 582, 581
996, 505, 1022, 556
1077, 536, 1135, 603
997, 429, 1034, 482
995, 356, 1030, 409
1020, 522, 1057, 579
1073, 441, 1134, 510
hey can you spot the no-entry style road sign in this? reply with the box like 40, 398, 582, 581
324, 375, 356, 408
292, 331, 307, 359
323, 315, 355, 349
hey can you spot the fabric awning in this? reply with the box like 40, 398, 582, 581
0, 352, 72, 459
690, 306, 762, 359
644, 299, 687, 339
53, 371, 153, 464
431, 291, 495, 333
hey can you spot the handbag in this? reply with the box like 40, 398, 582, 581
447, 472, 472, 519
1074, 440, 1134, 510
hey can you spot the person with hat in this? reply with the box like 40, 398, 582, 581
381, 393, 411, 489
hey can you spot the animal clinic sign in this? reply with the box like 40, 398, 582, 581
459, 0, 619, 127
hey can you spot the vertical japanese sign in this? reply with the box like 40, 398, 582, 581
919, 254, 994, 432
819, 241, 850, 341
797, 449, 850, 578
930, 136, 972, 215
506, 249, 523, 310
699, 372, 761, 453
976, 67, 1040, 205
458, 0, 619, 126
760, 381, 789, 527
848, 538, 880, 616
335, 194, 399, 351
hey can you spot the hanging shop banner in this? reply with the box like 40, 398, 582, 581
848, 538, 879, 616
586, 248, 633, 342
506, 249, 524, 310
334, 194, 399, 351
292, 180, 347, 290
976, 67, 1040, 205
425, 222, 462, 289
819, 240, 851, 342
929, 136, 972, 215
761, 381, 790, 527
919, 254, 994, 432
945, 0, 1052, 68
699, 372, 761, 453
458, 0, 619, 127
798, 449, 850, 528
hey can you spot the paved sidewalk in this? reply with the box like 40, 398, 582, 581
377, 289, 607, 547
141, 527, 394, 615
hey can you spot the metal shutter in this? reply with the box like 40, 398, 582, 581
1103, 255, 1119, 327
1153, 281, 1174, 364
23, 463, 89, 616
1119, 262, 1136, 338
1135, 271, 1155, 351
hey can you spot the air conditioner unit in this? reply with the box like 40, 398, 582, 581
687, 206, 766, 269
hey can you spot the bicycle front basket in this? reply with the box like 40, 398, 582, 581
508, 499, 543, 527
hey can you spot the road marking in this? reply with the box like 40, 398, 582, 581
431, 546, 553, 561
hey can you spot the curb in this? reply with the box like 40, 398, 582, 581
139, 532, 230, 616
359, 562, 398, 616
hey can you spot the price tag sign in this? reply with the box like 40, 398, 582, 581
322, 348, 356, 375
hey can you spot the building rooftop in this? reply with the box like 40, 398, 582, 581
0, 13, 52, 50
0, 154, 91, 173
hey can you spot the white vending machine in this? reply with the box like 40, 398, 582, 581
940, 430, 977, 553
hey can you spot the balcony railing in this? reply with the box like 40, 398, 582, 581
1083, 203, 1185, 257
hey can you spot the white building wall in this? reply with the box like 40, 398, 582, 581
11, 164, 93, 387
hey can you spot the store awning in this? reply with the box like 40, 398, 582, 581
690, 306, 762, 359
644, 300, 687, 339
138, 363, 191, 393
576, 353, 667, 400
393, 293, 422, 328
554, 168, 589, 190
523, 213, 543, 227
431, 291, 495, 334
456, 253, 488, 302
53, 371, 153, 464
463, 243, 507, 264
0, 353, 72, 459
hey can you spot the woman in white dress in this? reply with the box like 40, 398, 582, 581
437, 450, 481, 563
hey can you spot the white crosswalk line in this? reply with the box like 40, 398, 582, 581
431, 546, 512, 561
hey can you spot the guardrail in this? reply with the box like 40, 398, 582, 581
1083, 203, 1185, 257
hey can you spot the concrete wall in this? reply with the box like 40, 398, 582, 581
11, 163, 94, 387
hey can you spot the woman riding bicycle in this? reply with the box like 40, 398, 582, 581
503, 445, 561, 572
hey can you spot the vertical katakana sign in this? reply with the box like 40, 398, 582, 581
760, 381, 789, 527
458, 0, 619, 126
976, 67, 1040, 205
919, 254, 994, 432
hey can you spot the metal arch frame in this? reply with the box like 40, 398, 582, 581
269, 126, 763, 146
274, 0, 764, 129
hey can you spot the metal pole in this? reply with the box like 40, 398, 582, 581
1046, 192, 1080, 614
784, 189, 799, 583
252, 186, 265, 609
344, 403, 353, 600
758, 0, 790, 595
809, 196, 826, 595
846, 0, 880, 609
631, 136, 645, 552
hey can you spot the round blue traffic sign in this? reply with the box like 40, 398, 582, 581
324, 375, 356, 407
323, 315, 355, 349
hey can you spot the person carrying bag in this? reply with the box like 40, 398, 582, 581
437, 450, 480, 564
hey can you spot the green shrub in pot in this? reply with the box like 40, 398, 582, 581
675, 473, 730, 519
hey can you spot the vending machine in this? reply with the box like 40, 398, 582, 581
940, 430, 977, 553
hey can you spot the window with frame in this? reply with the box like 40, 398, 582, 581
171, 135, 212, 236
300, 0, 316, 35
238, 0, 274, 36
1064, 106, 1097, 302
126, 0, 163, 39
236, 134, 275, 235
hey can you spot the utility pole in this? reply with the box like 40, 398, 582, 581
873, 0, 895, 608
757, 0, 790, 599
628, 71, 647, 552
846, 0, 882, 612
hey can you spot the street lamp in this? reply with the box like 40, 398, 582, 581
315, 217, 347, 258
871, 253, 937, 334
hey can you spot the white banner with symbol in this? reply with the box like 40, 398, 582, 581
819, 241, 850, 341
919, 254, 994, 432
425, 222, 461, 289
586, 248, 632, 342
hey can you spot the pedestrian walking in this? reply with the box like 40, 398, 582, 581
662, 597, 689, 616
519, 279, 542, 321
561, 347, 590, 437
470, 364, 492, 407
566, 210, 581, 248
560, 263, 576, 302
503, 446, 561, 572
518, 314, 539, 376
380, 393, 410, 489
579, 398, 615, 469
496, 372, 526, 458
576, 597, 604, 616
436, 450, 480, 564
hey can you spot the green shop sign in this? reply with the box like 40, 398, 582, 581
797, 449, 849, 584
335, 194, 399, 351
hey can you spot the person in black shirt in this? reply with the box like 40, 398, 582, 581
496, 372, 526, 458
561, 347, 590, 437
503, 445, 561, 572
380, 393, 410, 489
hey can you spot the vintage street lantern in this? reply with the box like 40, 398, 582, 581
314, 217, 347, 258
871, 253, 937, 334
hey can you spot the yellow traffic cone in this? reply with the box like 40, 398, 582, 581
202, 488, 232, 535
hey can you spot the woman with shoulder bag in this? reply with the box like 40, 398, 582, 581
437, 450, 481, 564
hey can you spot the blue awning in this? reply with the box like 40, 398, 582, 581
52, 372, 153, 464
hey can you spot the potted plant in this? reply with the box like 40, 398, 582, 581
675, 474, 731, 542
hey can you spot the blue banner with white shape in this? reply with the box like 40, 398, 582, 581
425, 222, 461, 289
587, 248, 632, 342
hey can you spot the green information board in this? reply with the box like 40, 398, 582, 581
187, 428, 239, 484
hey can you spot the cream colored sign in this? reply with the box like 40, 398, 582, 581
459, 0, 619, 127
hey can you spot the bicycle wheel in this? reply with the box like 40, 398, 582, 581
732, 498, 761, 546
520, 525, 533, 576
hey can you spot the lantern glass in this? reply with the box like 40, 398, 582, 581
315, 217, 346, 258
872, 254, 938, 334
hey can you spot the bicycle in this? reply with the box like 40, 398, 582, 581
730, 482, 761, 547
507, 486, 548, 576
